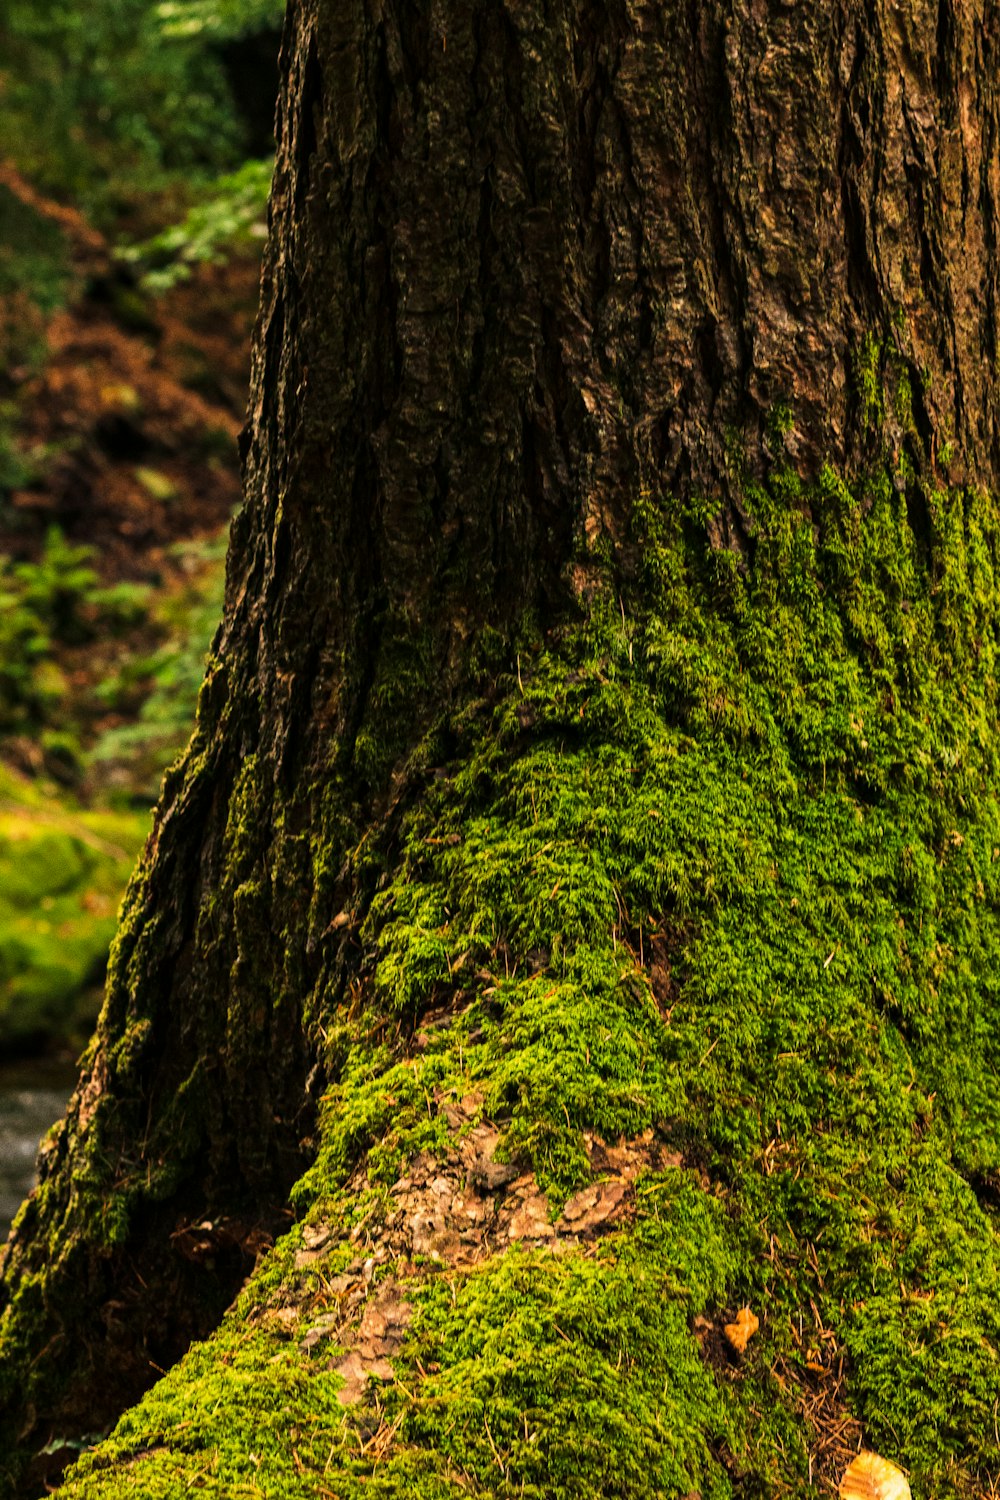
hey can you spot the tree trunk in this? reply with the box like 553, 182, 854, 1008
4, 1, 1000, 1495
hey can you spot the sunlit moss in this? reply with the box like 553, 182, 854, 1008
44, 435, 1000, 1499
0, 767, 147, 1050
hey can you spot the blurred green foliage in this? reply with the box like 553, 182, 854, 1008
0, 766, 148, 1050
0, 0, 282, 220
124, 157, 272, 290
0, 526, 227, 799
0, 413, 36, 497
0, 186, 70, 317
91, 532, 228, 796
156, 0, 286, 39
0, 186, 71, 373
0, 524, 226, 1044
0, 529, 149, 735
0, 2, 266, 1053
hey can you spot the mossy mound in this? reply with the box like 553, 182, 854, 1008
34, 452, 1000, 1500
0, 768, 147, 1051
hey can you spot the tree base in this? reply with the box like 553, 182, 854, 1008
15, 458, 1000, 1498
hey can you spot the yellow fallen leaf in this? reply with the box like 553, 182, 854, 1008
839, 1451, 911, 1500
723, 1305, 759, 1354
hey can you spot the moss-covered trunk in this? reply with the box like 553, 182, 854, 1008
4, 1, 1000, 1495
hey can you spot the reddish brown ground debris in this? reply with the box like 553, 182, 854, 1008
0, 158, 260, 581
772, 1340, 865, 1494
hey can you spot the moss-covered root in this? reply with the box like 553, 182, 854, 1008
56, 1164, 764, 1500
53, 1083, 1000, 1500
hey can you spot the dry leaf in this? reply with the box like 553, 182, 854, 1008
839, 1452, 911, 1500
507, 1193, 555, 1241
559, 1180, 627, 1233
723, 1306, 759, 1354
331, 1284, 413, 1406
332, 1350, 394, 1406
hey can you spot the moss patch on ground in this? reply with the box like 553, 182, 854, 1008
0, 767, 148, 1051
18, 449, 1000, 1499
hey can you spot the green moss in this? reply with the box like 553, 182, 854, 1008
18, 444, 1000, 1498
0, 767, 147, 1049
393, 1185, 748, 1499
351, 611, 441, 791
59, 1176, 765, 1500
854, 331, 885, 433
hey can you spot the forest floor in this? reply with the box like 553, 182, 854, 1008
0, 160, 259, 1055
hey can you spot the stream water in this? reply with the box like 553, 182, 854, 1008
0, 1061, 77, 1240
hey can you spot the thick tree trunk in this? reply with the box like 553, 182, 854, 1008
4, 1, 1000, 1495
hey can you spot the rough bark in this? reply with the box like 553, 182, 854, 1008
3, 0, 1000, 1494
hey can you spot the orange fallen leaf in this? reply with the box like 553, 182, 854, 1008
723, 1305, 759, 1354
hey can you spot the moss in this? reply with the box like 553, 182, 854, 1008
0, 767, 147, 1050
59, 1177, 762, 1500
853, 331, 885, 433
351, 611, 442, 792
396, 1255, 732, 1497
16, 444, 1000, 1498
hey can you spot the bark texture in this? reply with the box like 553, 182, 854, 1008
2, 0, 1000, 1493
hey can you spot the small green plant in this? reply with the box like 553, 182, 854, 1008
91, 533, 227, 794
122, 158, 272, 291
11, 529, 148, 645
0, 426, 35, 499
0, 528, 149, 733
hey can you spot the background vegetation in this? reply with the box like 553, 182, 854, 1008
0, 0, 283, 1054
